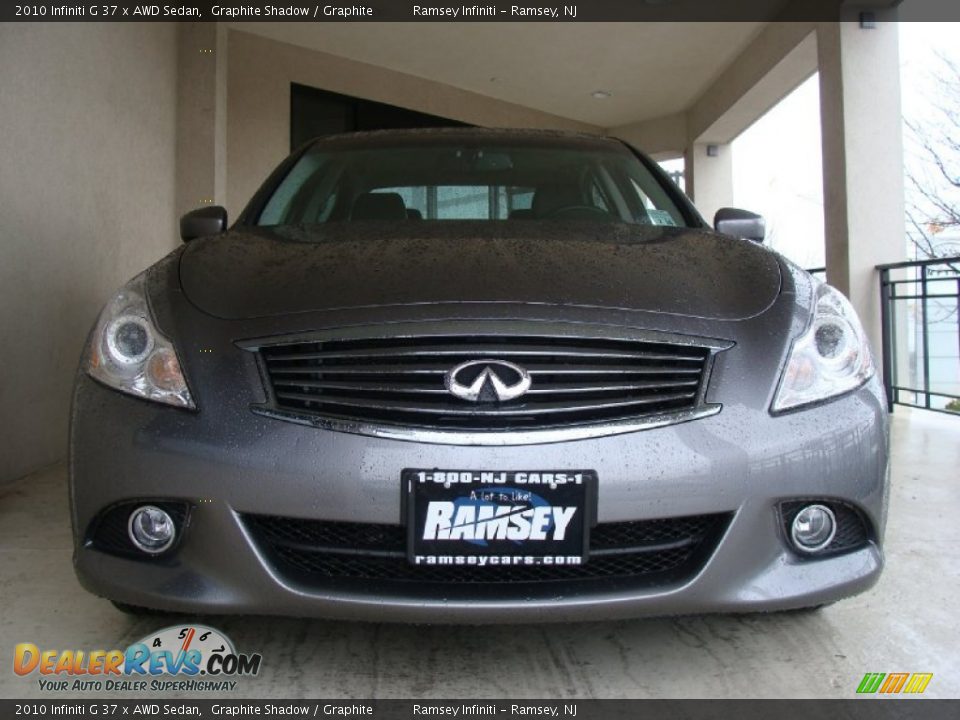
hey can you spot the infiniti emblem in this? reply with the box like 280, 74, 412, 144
445, 360, 532, 403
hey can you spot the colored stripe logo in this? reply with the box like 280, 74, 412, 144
857, 672, 933, 694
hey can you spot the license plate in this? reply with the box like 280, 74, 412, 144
404, 469, 596, 567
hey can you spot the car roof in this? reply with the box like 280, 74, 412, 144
302, 127, 629, 152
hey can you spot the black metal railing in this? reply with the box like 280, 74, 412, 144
806, 266, 827, 282
877, 256, 960, 415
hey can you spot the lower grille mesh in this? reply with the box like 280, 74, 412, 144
243, 513, 731, 594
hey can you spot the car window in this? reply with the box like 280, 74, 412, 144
371, 185, 545, 220
629, 178, 679, 227
590, 183, 611, 212
256, 142, 689, 227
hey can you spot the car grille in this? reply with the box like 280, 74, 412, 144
243, 513, 731, 597
256, 334, 713, 431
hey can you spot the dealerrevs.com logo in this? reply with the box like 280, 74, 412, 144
13, 625, 262, 693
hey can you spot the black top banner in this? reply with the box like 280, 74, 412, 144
5, 0, 960, 23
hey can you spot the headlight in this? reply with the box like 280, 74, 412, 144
772, 283, 875, 412
85, 273, 195, 409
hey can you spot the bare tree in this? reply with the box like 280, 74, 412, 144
903, 53, 960, 261
899, 54, 960, 413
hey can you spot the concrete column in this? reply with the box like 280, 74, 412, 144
175, 23, 228, 219
817, 15, 905, 359
684, 142, 734, 228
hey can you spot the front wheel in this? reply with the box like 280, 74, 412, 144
782, 602, 834, 614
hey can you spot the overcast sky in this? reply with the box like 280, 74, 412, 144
727, 22, 960, 269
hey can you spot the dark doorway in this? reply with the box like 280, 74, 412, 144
290, 83, 471, 150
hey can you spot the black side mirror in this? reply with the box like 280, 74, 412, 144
714, 207, 766, 243
180, 206, 227, 242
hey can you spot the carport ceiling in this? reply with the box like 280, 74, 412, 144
232, 22, 766, 128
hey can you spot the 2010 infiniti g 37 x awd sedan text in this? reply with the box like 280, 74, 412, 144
70, 128, 888, 622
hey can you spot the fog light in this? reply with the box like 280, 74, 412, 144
790, 504, 836, 553
128, 505, 176, 554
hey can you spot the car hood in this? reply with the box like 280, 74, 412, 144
178, 222, 781, 321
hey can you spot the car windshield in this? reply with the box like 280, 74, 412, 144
256, 140, 690, 227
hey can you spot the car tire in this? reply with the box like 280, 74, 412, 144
785, 601, 834, 613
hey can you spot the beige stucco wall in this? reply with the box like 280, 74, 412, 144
225, 30, 599, 219
684, 143, 734, 226
0, 23, 179, 483
176, 23, 229, 217
818, 16, 906, 357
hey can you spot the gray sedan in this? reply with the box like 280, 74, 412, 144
70, 129, 888, 622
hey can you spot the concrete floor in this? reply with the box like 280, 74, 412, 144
2, 407, 958, 699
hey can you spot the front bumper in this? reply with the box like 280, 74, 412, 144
70, 368, 889, 623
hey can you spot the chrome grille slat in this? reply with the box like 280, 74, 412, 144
525, 365, 702, 375
273, 380, 452, 393
270, 379, 701, 395
257, 333, 714, 432
265, 345, 705, 363
274, 391, 698, 416
268, 364, 451, 375
525, 379, 700, 393
267, 364, 702, 376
